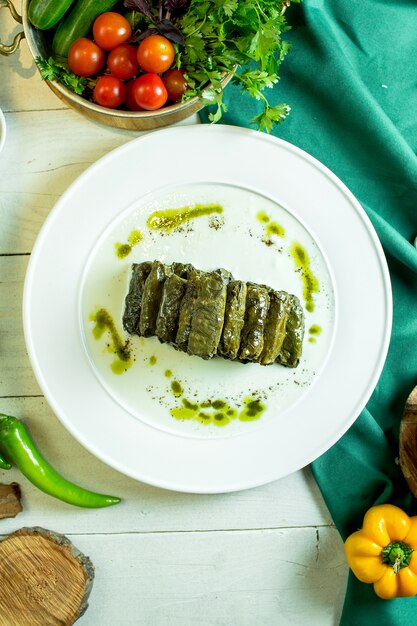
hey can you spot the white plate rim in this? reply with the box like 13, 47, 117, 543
23, 124, 392, 493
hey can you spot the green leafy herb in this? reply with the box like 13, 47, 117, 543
35, 56, 92, 96
176, 0, 298, 131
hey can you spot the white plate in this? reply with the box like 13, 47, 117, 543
0, 108, 6, 154
23, 125, 392, 493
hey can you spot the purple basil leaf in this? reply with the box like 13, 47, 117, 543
157, 19, 185, 44
129, 27, 157, 43
123, 0, 155, 22
164, 0, 190, 14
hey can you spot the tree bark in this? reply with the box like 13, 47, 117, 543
0, 527, 95, 626
399, 385, 417, 497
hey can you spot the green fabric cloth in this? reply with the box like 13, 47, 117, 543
200, 1, 417, 622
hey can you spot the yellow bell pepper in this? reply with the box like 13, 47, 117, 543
345, 504, 417, 599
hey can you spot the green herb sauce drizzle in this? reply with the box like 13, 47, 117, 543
257, 211, 270, 224
290, 242, 320, 313
266, 221, 285, 238
147, 204, 223, 232
171, 380, 184, 397
257, 211, 285, 238
168, 383, 266, 426
90, 308, 132, 375
115, 230, 143, 259
308, 324, 322, 344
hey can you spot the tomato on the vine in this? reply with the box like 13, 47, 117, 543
137, 34, 175, 74
107, 44, 139, 80
162, 68, 188, 101
68, 38, 105, 77
93, 75, 127, 109
93, 12, 132, 51
130, 73, 168, 110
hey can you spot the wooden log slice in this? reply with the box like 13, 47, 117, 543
0, 527, 94, 626
399, 385, 417, 497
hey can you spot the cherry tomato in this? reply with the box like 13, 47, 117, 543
93, 75, 127, 109
68, 38, 105, 77
93, 12, 132, 51
131, 73, 168, 110
107, 44, 139, 80
162, 68, 188, 101
137, 34, 175, 74
125, 80, 143, 111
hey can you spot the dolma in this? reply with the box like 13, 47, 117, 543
187, 272, 227, 359
259, 291, 290, 365
172, 262, 195, 278
139, 261, 172, 337
215, 267, 233, 283
276, 294, 305, 367
218, 280, 247, 360
176, 269, 200, 351
239, 284, 270, 362
122, 261, 152, 334
155, 274, 187, 344
122, 260, 305, 369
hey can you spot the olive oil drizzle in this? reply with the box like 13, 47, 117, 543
168, 382, 266, 426
290, 242, 320, 313
266, 221, 285, 238
90, 308, 132, 375
147, 204, 223, 232
308, 324, 322, 344
257, 211, 285, 238
115, 229, 143, 259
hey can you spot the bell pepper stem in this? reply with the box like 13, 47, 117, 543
381, 541, 413, 574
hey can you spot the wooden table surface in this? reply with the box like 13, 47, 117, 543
0, 13, 348, 625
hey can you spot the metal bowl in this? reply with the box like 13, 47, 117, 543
1, 0, 233, 130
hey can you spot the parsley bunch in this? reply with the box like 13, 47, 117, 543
177, 0, 299, 131
35, 57, 91, 95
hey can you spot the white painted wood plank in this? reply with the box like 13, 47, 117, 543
0, 256, 38, 396
61, 529, 347, 626
0, 12, 64, 113
0, 396, 333, 534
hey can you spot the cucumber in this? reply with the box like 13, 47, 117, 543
52, 0, 119, 57
28, 0, 76, 30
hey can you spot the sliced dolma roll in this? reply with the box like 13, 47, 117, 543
122, 262, 152, 335
172, 262, 195, 278
215, 267, 233, 283
176, 269, 200, 351
276, 294, 305, 368
187, 272, 227, 359
139, 261, 172, 337
239, 284, 270, 362
218, 280, 247, 360
155, 274, 187, 344
259, 290, 291, 365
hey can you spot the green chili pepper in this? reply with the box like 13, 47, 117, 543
0, 414, 121, 508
